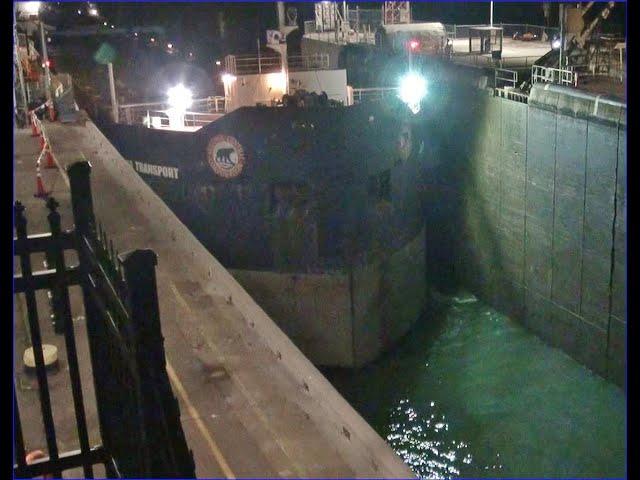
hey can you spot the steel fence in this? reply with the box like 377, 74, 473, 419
531, 65, 578, 87
118, 96, 226, 126
225, 53, 330, 75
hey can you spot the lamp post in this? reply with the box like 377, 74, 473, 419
14, 5, 29, 121
559, 3, 564, 69
107, 63, 119, 123
490, 1, 494, 27
38, 13, 52, 103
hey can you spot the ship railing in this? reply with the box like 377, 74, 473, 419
303, 28, 376, 46
531, 65, 578, 87
494, 68, 518, 88
142, 110, 223, 130
451, 53, 543, 69
349, 87, 399, 105
118, 96, 226, 125
494, 87, 529, 104
225, 53, 330, 75
288, 53, 331, 71
347, 7, 383, 32
446, 23, 558, 40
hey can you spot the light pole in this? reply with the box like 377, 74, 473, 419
490, 1, 494, 27
108, 63, 119, 123
14, 6, 29, 121
38, 14, 52, 103
559, 3, 564, 69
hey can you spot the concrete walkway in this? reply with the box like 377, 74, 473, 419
13, 118, 415, 479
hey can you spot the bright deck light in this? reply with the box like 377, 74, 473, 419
167, 84, 193, 111
398, 72, 427, 114
88, 7, 99, 16
21, 2, 41, 15
552, 38, 561, 49
221, 73, 237, 85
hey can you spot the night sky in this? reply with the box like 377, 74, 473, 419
36, 2, 625, 103
45, 2, 626, 55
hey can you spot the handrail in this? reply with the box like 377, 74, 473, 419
451, 53, 544, 69
495, 68, 518, 88
531, 65, 578, 87
494, 87, 529, 103
445, 23, 559, 39
118, 97, 226, 125
225, 53, 330, 75
351, 87, 399, 104
142, 110, 222, 129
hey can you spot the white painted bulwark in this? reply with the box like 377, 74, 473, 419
225, 69, 348, 112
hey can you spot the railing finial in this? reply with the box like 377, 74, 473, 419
46, 196, 59, 213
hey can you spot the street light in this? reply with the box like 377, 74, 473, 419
88, 7, 99, 16
398, 72, 427, 114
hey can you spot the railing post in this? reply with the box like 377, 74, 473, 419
45, 196, 94, 477
120, 249, 196, 478
14, 201, 62, 478
67, 161, 96, 239
66, 161, 120, 477
45, 198, 71, 334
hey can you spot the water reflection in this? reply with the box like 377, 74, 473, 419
324, 294, 625, 478
385, 398, 503, 479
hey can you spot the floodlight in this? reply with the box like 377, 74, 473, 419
398, 72, 427, 114
20, 2, 41, 15
167, 84, 193, 112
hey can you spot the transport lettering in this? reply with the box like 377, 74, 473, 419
133, 161, 179, 180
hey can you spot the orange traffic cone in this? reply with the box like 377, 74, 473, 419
44, 148, 57, 169
30, 116, 40, 137
34, 172, 50, 198
48, 103, 56, 122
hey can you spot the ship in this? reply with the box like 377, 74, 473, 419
95, 3, 432, 367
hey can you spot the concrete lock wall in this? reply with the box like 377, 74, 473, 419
450, 92, 625, 387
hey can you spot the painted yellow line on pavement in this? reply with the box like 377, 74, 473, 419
166, 361, 236, 479
168, 282, 305, 477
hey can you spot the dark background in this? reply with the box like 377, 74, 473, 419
31, 2, 628, 106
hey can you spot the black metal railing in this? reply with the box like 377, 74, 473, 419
14, 161, 195, 478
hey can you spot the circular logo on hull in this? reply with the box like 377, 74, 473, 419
207, 134, 245, 179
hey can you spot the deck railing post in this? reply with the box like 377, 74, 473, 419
67, 161, 96, 240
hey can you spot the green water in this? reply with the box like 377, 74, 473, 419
324, 295, 626, 478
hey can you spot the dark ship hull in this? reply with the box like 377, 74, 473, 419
100, 102, 426, 367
